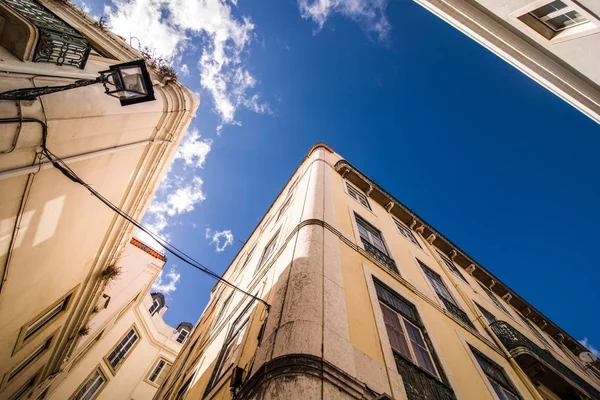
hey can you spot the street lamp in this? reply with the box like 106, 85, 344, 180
0, 60, 155, 106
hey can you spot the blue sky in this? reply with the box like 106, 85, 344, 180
79, 0, 599, 355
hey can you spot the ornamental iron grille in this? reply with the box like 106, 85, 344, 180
363, 241, 398, 273
375, 280, 457, 400
490, 320, 600, 400
2, 0, 90, 68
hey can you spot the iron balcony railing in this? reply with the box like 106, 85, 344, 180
2, 0, 90, 68
439, 297, 476, 329
394, 352, 456, 400
362, 241, 398, 273
490, 320, 600, 400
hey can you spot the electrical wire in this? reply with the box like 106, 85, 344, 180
0, 116, 270, 310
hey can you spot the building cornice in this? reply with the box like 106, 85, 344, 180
130, 237, 167, 262
334, 159, 590, 361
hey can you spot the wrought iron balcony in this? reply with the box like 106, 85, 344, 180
3, 0, 90, 68
490, 320, 600, 400
362, 241, 398, 273
394, 352, 456, 400
439, 297, 476, 329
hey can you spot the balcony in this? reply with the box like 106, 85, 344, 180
393, 352, 456, 400
2, 0, 90, 68
362, 241, 398, 274
490, 320, 600, 400
439, 297, 476, 330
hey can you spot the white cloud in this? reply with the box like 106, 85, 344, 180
105, 0, 184, 57
105, 0, 271, 128
205, 227, 234, 252
149, 176, 205, 216
180, 64, 190, 76
152, 267, 181, 294
298, 0, 390, 39
580, 338, 600, 358
174, 128, 213, 168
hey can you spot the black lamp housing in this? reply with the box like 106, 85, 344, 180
100, 60, 155, 106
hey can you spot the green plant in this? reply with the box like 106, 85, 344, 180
93, 16, 108, 30
99, 264, 122, 282
139, 46, 178, 82
78, 325, 90, 337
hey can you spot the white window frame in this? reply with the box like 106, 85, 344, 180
436, 251, 469, 284
176, 329, 189, 344
355, 215, 389, 256
345, 182, 371, 210
147, 358, 172, 386
511, 0, 600, 43
104, 326, 140, 373
70, 366, 108, 400
477, 282, 510, 315
276, 196, 293, 222
469, 347, 522, 400
256, 232, 279, 273
393, 218, 422, 248
149, 298, 161, 315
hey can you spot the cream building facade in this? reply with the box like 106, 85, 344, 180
44, 239, 190, 400
414, 0, 600, 124
157, 143, 600, 400
0, 0, 198, 398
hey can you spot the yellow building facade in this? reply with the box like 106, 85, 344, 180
157, 143, 600, 400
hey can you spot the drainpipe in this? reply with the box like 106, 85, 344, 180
417, 231, 545, 400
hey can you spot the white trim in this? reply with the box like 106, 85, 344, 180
344, 181, 375, 214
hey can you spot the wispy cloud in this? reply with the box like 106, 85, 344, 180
205, 227, 234, 252
298, 0, 390, 39
174, 128, 213, 168
152, 267, 181, 295
180, 64, 190, 76
105, 0, 271, 130
580, 337, 600, 358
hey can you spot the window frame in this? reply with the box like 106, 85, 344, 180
373, 279, 452, 386
475, 302, 497, 325
436, 251, 469, 284
393, 218, 422, 249
149, 298, 161, 315
420, 262, 461, 308
69, 365, 109, 400
511, 0, 600, 43
470, 346, 522, 400
477, 282, 510, 315
8, 367, 41, 400
176, 329, 189, 344
355, 214, 389, 256
276, 196, 293, 222
13, 286, 77, 355
103, 325, 141, 374
256, 231, 280, 275
146, 357, 173, 387
6, 334, 54, 384
345, 182, 371, 210
517, 313, 553, 349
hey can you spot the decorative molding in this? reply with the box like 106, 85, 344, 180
415, 225, 425, 234
409, 219, 418, 230
426, 233, 436, 244
341, 168, 349, 179
487, 280, 496, 291
365, 185, 373, 197
502, 293, 513, 303
448, 249, 458, 260
522, 308, 532, 317
555, 333, 565, 343
385, 202, 394, 212
465, 264, 476, 275
539, 320, 548, 330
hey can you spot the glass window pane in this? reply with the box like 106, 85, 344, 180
490, 381, 508, 400
531, 0, 567, 18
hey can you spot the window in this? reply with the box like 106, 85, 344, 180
356, 216, 388, 255
477, 282, 509, 314
241, 245, 256, 270
529, 0, 588, 32
276, 196, 293, 221
176, 329, 189, 344
210, 292, 233, 333
346, 182, 371, 210
105, 327, 139, 372
149, 298, 161, 315
375, 281, 441, 378
518, 314, 552, 348
287, 176, 300, 194
148, 359, 172, 386
421, 262, 475, 328
436, 251, 468, 284
205, 303, 254, 393
476, 303, 497, 324
15, 290, 73, 352
472, 348, 521, 400
9, 369, 39, 400
394, 219, 421, 248
8, 336, 52, 382
70, 367, 107, 400
257, 232, 279, 273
